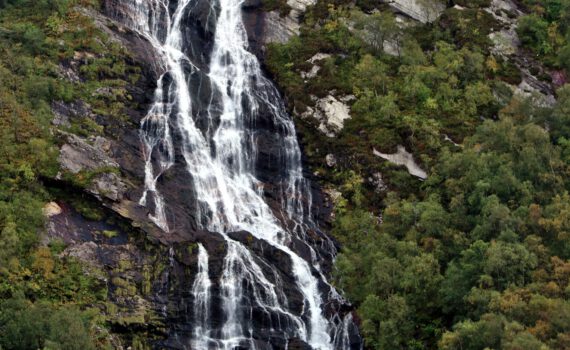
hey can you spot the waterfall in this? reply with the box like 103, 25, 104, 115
109, 0, 361, 348
192, 244, 212, 348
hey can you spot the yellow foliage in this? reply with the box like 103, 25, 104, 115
324, 20, 339, 32
32, 246, 55, 279
486, 55, 499, 73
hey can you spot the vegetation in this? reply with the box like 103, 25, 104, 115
0, 296, 101, 350
517, 0, 570, 70
1, 0, 569, 348
265, 0, 570, 348
0, 0, 142, 347
266, 1, 511, 199
334, 102, 570, 348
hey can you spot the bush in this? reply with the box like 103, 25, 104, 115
517, 14, 550, 54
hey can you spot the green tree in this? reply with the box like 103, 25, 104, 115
0, 297, 96, 350
352, 10, 399, 55
439, 314, 505, 350
517, 14, 550, 54
549, 84, 570, 140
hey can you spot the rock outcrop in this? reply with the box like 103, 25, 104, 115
373, 145, 428, 179
58, 132, 119, 174
301, 53, 332, 79
385, 0, 445, 23
244, 0, 317, 55
484, 0, 556, 104
301, 95, 354, 137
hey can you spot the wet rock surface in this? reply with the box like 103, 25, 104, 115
47, 1, 360, 348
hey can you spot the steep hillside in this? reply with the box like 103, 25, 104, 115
260, 0, 570, 348
0, 0, 569, 349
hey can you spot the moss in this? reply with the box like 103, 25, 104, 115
152, 260, 167, 282
497, 59, 523, 85
102, 230, 118, 238
132, 335, 152, 350
115, 314, 146, 326
453, 0, 491, 8
48, 239, 67, 254
187, 242, 198, 255
67, 116, 105, 137
105, 302, 118, 316
112, 276, 138, 297
117, 259, 132, 271
63, 166, 120, 190
141, 265, 151, 296
70, 197, 106, 221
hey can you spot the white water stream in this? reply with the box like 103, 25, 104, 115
114, 0, 358, 348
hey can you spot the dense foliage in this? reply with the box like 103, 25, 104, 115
266, 0, 517, 199
335, 104, 570, 349
265, 0, 570, 349
516, 0, 570, 70
0, 0, 141, 348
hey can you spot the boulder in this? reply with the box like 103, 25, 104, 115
325, 154, 337, 167
307, 53, 332, 64
368, 172, 387, 192
43, 202, 63, 217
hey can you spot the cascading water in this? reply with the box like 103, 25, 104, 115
192, 244, 212, 348
107, 0, 361, 348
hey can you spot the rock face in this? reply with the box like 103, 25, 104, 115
373, 145, 428, 179
485, 0, 522, 56
385, 0, 445, 23
244, 0, 316, 55
98, 0, 336, 241
301, 53, 332, 79
42, 199, 224, 346
302, 95, 354, 137
484, 0, 556, 103
58, 132, 120, 174
269, 0, 316, 42
48, 1, 361, 349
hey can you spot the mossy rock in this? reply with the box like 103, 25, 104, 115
103, 230, 119, 238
